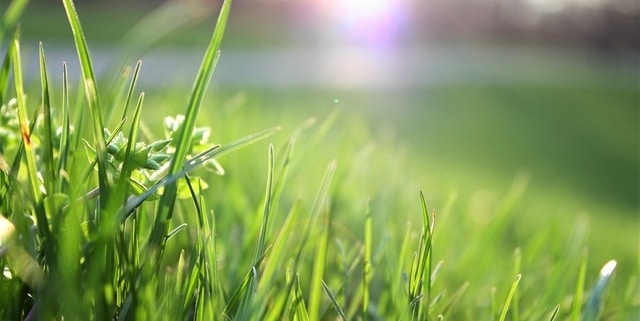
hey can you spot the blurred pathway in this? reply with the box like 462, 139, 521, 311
17, 44, 638, 89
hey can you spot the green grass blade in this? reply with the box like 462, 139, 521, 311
10, 34, 39, 204
409, 191, 434, 319
291, 272, 310, 321
111, 92, 145, 211
512, 248, 521, 321
252, 143, 275, 265
150, 0, 233, 254
363, 209, 372, 321
120, 126, 279, 218
118, 60, 142, 123
571, 249, 589, 321
548, 305, 560, 321
0, 38, 13, 102
322, 279, 347, 321
55, 62, 71, 193
498, 274, 522, 321
308, 206, 330, 320
38, 43, 56, 198
439, 282, 469, 317
581, 260, 617, 321
11, 32, 53, 256
61, 0, 109, 201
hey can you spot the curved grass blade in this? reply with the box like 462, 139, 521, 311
252, 143, 275, 265
56, 62, 71, 192
11, 32, 53, 254
150, 0, 233, 254
120, 126, 280, 218
0, 35, 14, 102
322, 279, 347, 321
548, 305, 560, 321
109, 92, 145, 214
363, 210, 372, 321
571, 250, 589, 321
498, 274, 522, 321
409, 191, 434, 320
38, 43, 56, 197
62, 0, 109, 201
581, 260, 617, 321
117, 60, 142, 123
440, 282, 469, 317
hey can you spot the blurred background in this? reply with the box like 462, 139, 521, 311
7, 0, 639, 264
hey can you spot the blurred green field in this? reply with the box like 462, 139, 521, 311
189, 83, 639, 273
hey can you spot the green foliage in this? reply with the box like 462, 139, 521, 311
0, 0, 638, 320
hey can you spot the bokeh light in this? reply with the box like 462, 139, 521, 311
311, 0, 409, 47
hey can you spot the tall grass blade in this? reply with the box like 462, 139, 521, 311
55, 62, 71, 192
112, 92, 145, 209
0, 37, 13, 102
120, 126, 279, 218
440, 282, 469, 317
571, 249, 589, 321
253, 143, 275, 265
38, 43, 56, 198
150, 0, 233, 254
120, 60, 142, 121
409, 191, 434, 319
498, 274, 522, 321
11, 33, 54, 259
581, 260, 617, 321
61, 0, 109, 202
308, 204, 330, 320
291, 272, 310, 321
363, 209, 373, 321
548, 305, 560, 321
322, 279, 347, 321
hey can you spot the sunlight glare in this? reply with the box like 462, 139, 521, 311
315, 0, 408, 47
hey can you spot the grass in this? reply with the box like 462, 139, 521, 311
1, 0, 639, 320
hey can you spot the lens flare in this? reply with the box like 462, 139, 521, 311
315, 0, 408, 47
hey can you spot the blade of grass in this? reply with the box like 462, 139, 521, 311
308, 204, 330, 321
38, 43, 56, 198
118, 60, 142, 123
11, 32, 54, 258
498, 274, 522, 321
291, 272, 310, 321
252, 143, 275, 265
581, 260, 617, 321
512, 248, 521, 321
409, 191, 434, 320
120, 126, 280, 218
548, 305, 560, 321
363, 208, 372, 321
322, 279, 347, 321
112, 92, 145, 209
0, 37, 14, 102
238, 143, 276, 319
259, 203, 301, 320
439, 281, 469, 317
62, 0, 110, 204
150, 0, 233, 255
55, 62, 71, 193
570, 249, 589, 321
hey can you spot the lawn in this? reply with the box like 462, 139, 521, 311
1, 0, 638, 320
